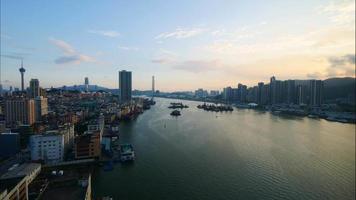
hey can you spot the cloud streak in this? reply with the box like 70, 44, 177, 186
319, 1, 355, 24
88, 30, 120, 37
49, 38, 95, 65
307, 54, 356, 78
156, 28, 205, 39
326, 54, 355, 77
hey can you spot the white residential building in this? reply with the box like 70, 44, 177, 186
29, 133, 64, 164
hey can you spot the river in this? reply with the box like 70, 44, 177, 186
93, 97, 355, 200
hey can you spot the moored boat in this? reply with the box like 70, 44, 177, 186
170, 110, 181, 116
120, 144, 135, 162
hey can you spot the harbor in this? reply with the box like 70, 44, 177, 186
92, 98, 355, 200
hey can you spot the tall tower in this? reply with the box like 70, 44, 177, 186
119, 70, 132, 103
152, 76, 155, 99
19, 60, 26, 91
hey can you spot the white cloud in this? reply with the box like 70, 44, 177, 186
88, 30, 120, 37
49, 38, 76, 55
151, 48, 178, 64
318, 1, 355, 24
49, 38, 95, 65
155, 27, 206, 39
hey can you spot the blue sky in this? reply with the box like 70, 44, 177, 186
1, 0, 355, 91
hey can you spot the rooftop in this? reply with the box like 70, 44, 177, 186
37, 169, 91, 200
0, 132, 19, 135
40, 180, 87, 200
0, 163, 41, 180
0, 177, 24, 194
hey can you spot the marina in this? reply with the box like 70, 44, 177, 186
93, 98, 355, 200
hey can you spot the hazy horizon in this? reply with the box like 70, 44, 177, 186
1, 0, 355, 91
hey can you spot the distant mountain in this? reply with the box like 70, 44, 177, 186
323, 77, 355, 100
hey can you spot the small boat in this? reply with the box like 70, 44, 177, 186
120, 144, 135, 162
170, 110, 181, 116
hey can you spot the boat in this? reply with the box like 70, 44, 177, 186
197, 103, 233, 112
170, 110, 181, 116
168, 102, 189, 109
308, 114, 318, 119
120, 144, 135, 162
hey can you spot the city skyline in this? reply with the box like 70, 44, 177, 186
1, 0, 355, 91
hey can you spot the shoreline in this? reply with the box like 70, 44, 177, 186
154, 96, 356, 124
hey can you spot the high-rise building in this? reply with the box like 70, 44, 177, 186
251, 86, 259, 103
152, 76, 155, 99
5, 99, 35, 126
296, 85, 308, 105
286, 80, 296, 104
195, 88, 208, 98
238, 83, 247, 103
29, 79, 40, 98
84, 77, 89, 92
223, 87, 234, 102
210, 90, 220, 97
257, 82, 264, 104
309, 80, 323, 106
232, 88, 239, 102
119, 70, 132, 103
270, 77, 283, 104
35, 96, 48, 121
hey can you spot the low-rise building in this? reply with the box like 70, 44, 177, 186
29, 133, 64, 164
0, 163, 41, 200
74, 131, 101, 160
0, 132, 20, 158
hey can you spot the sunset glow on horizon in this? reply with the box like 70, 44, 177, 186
1, 0, 355, 91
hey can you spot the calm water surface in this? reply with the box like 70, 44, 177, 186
93, 98, 355, 200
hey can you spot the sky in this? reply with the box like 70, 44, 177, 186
0, 0, 355, 91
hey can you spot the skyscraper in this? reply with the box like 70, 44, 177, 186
19, 60, 26, 91
152, 76, 155, 99
35, 96, 48, 121
223, 87, 233, 102
257, 82, 264, 105
286, 80, 296, 104
309, 80, 323, 106
296, 85, 307, 105
85, 77, 89, 92
29, 79, 40, 98
5, 98, 35, 126
270, 76, 283, 104
119, 70, 132, 103
238, 83, 247, 103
